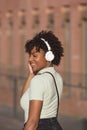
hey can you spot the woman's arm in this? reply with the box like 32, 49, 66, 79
21, 63, 34, 97
24, 100, 43, 130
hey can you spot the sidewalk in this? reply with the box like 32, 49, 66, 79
0, 115, 23, 130
0, 114, 87, 130
59, 115, 87, 130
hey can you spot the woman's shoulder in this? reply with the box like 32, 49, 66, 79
30, 72, 53, 86
55, 71, 62, 78
30, 74, 46, 85
32, 74, 45, 80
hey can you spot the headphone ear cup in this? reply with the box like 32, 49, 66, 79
45, 51, 54, 61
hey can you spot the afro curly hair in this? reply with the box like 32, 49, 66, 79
25, 30, 64, 65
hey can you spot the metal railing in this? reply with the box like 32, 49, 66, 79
0, 66, 87, 119
0, 65, 26, 120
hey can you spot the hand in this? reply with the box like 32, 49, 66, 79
28, 63, 35, 77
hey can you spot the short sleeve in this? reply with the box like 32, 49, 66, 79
29, 76, 45, 100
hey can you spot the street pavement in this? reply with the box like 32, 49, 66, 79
0, 115, 23, 130
59, 115, 87, 130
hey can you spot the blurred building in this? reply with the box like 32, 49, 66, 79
0, 0, 87, 119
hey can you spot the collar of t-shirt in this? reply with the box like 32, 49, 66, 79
37, 67, 55, 75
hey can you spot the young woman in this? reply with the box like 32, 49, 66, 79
20, 30, 64, 130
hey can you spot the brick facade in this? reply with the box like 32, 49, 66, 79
0, 0, 87, 118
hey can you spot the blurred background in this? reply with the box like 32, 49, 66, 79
0, 0, 87, 130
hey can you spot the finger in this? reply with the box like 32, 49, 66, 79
28, 63, 33, 74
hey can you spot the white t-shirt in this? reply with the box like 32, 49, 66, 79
20, 67, 63, 123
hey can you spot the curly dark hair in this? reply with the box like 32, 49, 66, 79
25, 30, 64, 65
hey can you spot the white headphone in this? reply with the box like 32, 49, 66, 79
41, 38, 54, 61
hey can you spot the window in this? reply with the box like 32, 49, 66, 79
0, 14, 2, 86
61, 5, 71, 97
0, 15, 2, 62
19, 9, 26, 69
6, 10, 13, 66
78, 3, 87, 99
46, 7, 54, 31
32, 8, 40, 35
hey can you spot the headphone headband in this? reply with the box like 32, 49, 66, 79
40, 38, 51, 51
